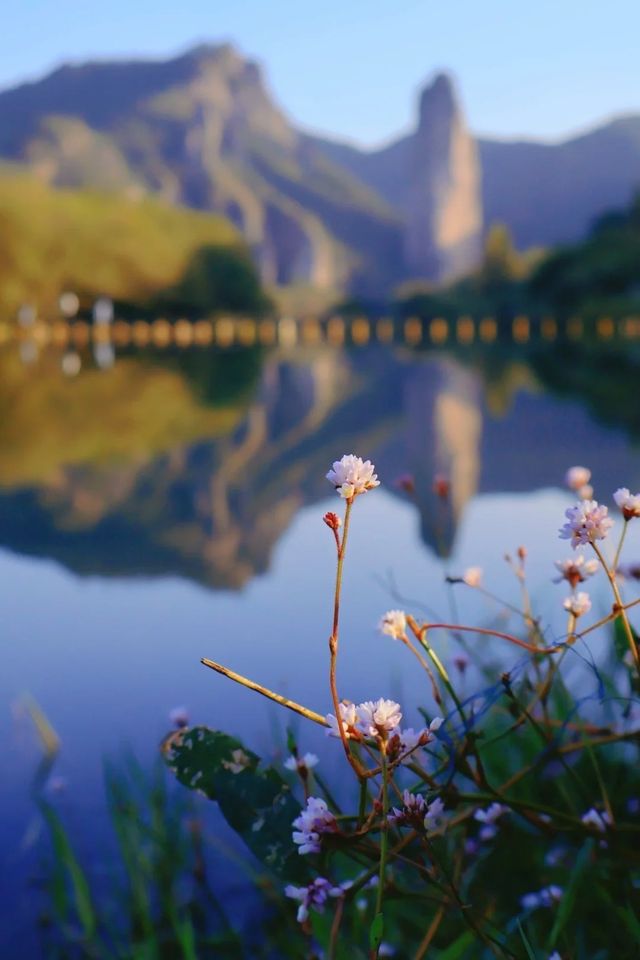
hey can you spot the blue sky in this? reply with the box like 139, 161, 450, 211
2, 0, 639, 146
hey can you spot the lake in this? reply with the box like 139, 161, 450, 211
2, 323, 640, 955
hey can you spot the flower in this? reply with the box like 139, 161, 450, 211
169, 706, 189, 729
577, 483, 594, 500
285, 877, 344, 923
553, 555, 599, 587
292, 797, 337, 855
396, 473, 415, 494
424, 797, 447, 835
379, 609, 407, 639
581, 808, 612, 833
548, 953, 562, 960
356, 698, 403, 738
462, 567, 482, 587
388, 718, 442, 762
520, 885, 563, 911
614, 487, 640, 520
285, 752, 319, 774
387, 792, 446, 835
565, 466, 591, 491
326, 701, 360, 739
558, 500, 614, 548
453, 654, 469, 674
563, 591, 591, 618
396, 727, 426, 753
388, 789, 427, 827
474, 802, 508, 841
326, 454, 380, 499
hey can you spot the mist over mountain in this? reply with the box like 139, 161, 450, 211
1, 42, 639, 294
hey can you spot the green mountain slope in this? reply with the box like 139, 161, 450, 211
0, 44, 403, 294
0, 167, 264, 313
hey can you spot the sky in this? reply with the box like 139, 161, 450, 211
1, 0, 639, 147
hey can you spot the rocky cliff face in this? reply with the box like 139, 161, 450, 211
3, 43, 635, 292
0, 44, 403, 293
405, 74, 483, 281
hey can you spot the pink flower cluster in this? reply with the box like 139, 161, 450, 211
559, 500, 613, 548
292, 797, 337, 855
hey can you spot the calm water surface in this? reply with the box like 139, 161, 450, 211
2, 339, 640, 953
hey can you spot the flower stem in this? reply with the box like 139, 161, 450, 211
613, 519, 629, 573
200, 658, 328, 726
375, 744, 389, 917
591, 541, 640, 673
328, 499, 367, 779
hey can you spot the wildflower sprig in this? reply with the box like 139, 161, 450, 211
172, 458, 640, 956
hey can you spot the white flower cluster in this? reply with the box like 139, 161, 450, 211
292, 797, 337, 855
284, 752, 319, 774
581, 807, 612, 833
284, 877, 344, 923
563, 591, 592, 618
326, 700, 443, 757
559, 500, 614, 549
553, 555, 598, 586
520, 885, 563, 911
614, 487, 640, 520
462, 566, 483, 588
379, 609, 407, 639
326, 454, 380, 500
474, 802, 509, 841
357, 698, 403, 737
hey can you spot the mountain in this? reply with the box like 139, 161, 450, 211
404, 73, 482, 281
1, 42, 639, 296
0, 167, 269, 314
0, 44, 404, 295
478, 116, 640, 248
313, 116, 640, 254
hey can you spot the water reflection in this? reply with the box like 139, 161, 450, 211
2, 332, 640, 956
1, 338, 639, 588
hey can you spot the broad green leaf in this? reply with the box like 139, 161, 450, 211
163, 726, 306, 879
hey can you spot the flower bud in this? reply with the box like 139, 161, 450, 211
432, 473, 450, 499
323, 511, 342, 530
396, 474, 415, 494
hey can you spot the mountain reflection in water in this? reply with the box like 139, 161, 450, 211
1, 339, 639, 588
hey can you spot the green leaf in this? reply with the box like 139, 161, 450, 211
615, 902, 640, 942
613, 614, 639, 661
516, 919, 537, 960
437, 930, 475, 959
369, 912, 384, 951
40, 802, 97, 940
163, 726, 305, 879
547, 838, 594, 949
